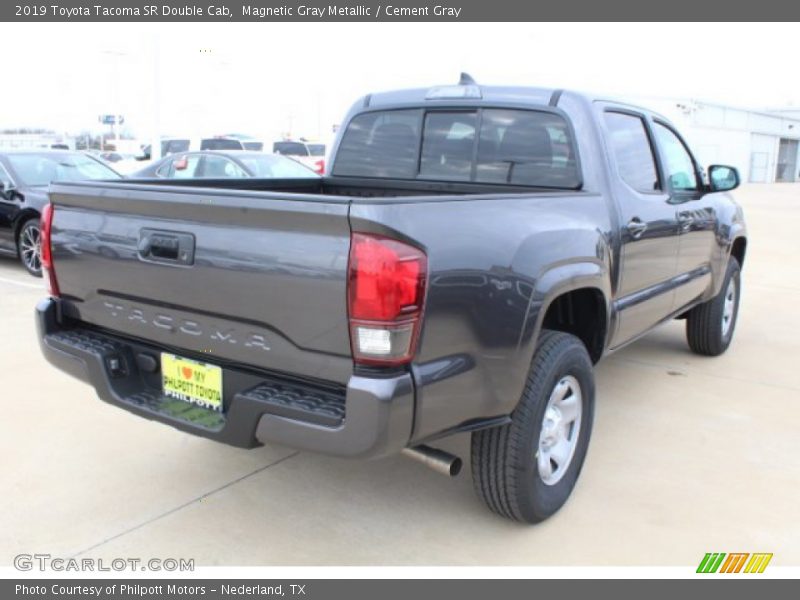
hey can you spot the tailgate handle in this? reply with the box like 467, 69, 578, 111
138, 229, 195, 266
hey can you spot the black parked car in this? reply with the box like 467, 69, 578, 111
131, 151, 318, 179
0, 151, 121, 276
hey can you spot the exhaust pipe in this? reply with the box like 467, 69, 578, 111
402, 445, 462, 477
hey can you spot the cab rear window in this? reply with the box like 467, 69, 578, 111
333, 108, 580, 188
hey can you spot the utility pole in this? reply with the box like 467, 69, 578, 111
101, 48, 125, 150
150, 33, 162, 161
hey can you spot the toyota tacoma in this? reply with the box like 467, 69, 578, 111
36, 76, 747, 523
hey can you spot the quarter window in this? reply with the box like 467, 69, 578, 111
604, 112, 660, 193
200, 155, 247, 178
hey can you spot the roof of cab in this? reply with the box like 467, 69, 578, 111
356, 80, 671, 124
363, 84, 560, 109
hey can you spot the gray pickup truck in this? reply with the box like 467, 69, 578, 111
37, 77, 747, 523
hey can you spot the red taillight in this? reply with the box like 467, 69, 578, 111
40, 203, 60, 297
347, 233, 427, 366
314, 159, 325, 174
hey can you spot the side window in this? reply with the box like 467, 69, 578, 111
603, 112, 660, 193
419, 111, 477, 181
199, 155, 247, 178
653, 122, 699, 191
157, 154, 201, 178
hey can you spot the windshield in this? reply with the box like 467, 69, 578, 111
308, 144, 326, 156
7, 153, 121, 185
238, 154, 319, 178
242, 141, 264, 151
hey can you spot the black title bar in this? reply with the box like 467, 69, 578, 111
4, 0, 800, 21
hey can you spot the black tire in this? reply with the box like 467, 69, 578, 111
17, 218, 43, 277
686, 257, 741, 356
471, 330, 595, 523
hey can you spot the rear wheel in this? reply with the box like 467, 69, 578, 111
17, 219, 42, 277
471, 330, 595, 523
686, 257, 741, 356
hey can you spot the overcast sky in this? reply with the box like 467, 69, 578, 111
2, 22, 798, 143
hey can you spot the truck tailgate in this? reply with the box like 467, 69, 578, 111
48, 182, 353, 384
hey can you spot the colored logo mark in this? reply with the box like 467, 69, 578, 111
697, 552, 773, 573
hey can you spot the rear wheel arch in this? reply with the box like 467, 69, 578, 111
538, 287, 608, 364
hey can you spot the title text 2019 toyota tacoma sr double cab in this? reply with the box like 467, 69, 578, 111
36, 77, 747, 523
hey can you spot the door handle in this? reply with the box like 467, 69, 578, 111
626, 218, 648, 239
677, 211, 694, 232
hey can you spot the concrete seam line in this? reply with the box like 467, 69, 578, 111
68, 450, 301, 558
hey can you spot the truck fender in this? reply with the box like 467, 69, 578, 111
522, 259, 611, 360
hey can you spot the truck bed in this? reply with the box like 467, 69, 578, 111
45, 176, 604, 446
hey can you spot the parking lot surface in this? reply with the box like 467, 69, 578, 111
2, 184, 798, 566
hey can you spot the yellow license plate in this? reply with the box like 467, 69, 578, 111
161, 353, 223, 412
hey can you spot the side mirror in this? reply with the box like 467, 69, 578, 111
0, 181, 14, 199
708, 165, 740, 192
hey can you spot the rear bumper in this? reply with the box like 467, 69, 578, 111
36, 297, 414, 459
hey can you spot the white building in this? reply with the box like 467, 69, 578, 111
0, 132, 75, 151
632, 97, 800, 184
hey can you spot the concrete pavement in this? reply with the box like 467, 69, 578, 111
1, 184, 798, 566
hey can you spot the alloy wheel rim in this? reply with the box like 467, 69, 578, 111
537, 375, 582, 486
721, 278, 737, 337
20, 225, 42, 273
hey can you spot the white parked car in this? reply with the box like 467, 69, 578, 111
272, 140, 326, 174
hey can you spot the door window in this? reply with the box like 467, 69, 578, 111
604, 112, 660, 193
199, 155, 248, 178
653, 122, 699, 191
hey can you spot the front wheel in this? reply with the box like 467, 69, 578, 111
17, 218, 43, 277
471, 330, 595, 523
686, 257, 741, 356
